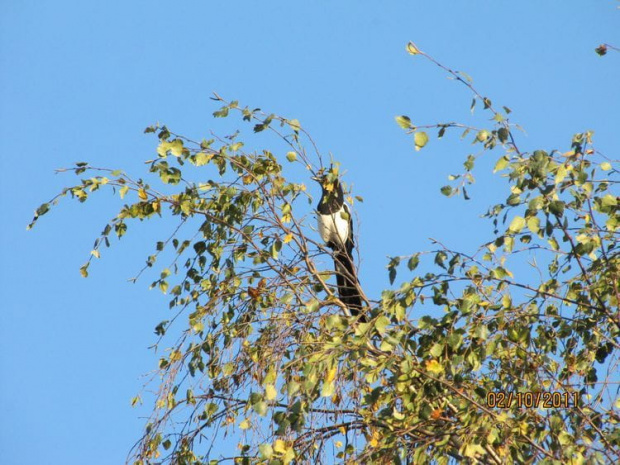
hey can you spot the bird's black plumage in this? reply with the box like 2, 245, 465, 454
315, 176, 364, 319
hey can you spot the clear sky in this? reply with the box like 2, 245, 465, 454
1, 1, 618, 464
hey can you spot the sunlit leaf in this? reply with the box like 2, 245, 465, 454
414, 131, 429, 151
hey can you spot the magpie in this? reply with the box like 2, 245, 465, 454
313, 173, 364, 319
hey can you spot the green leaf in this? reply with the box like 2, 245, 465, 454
305, 299, 320, 313
194, 152, 212, 166
440, 185, 453, 197
36, 203, 50, 217
527, 216, 540, 234
259, 444, 273, 459
476, 130, 490, 142
286, 151, 297, 162
387, 257, 400, 284
253, 401, 268, 416
375, 315, 390, 335
395, 115, 412, 129
119, 185, 129, 199
271, 240, 282, 260
506, 194, 520, 206
414, 131, 429, 151
213, 106, 229, 118
157, 139, 185, 157
601, 194, 617, 207
508, 216, 525, 234
555, 165, 568, 184
288, 119, 301, 132
600, 161, 612, 171
407, 254, 420, 271
79, 263, 89, 278
549, 201, 564, 217
464, 155, 475, 171
498, 127, 509, 143
430, 343, 444, 357
434, 251, 447, 268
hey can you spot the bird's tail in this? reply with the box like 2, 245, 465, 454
333, 250, 365, 320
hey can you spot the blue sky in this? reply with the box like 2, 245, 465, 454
1, 1, 618, 463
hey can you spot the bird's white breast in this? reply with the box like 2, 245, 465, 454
317, 205, 350, 247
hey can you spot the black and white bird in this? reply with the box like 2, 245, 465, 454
313, 173, 364, 319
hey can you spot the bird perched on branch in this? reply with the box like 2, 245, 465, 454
313, 171, 364, 319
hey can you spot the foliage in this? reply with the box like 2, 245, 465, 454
595, 43, 620, 56
29, 44, 619, 464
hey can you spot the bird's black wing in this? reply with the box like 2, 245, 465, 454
343, 204, 355, 256
334, 204, 363, 318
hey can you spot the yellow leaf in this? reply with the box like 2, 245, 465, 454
79, 264, 89, 278
426, 359, 444, 374
288, 119, 301, 132
463, 443, 485, 458
91, 250, 100, 259
265, 384, 277, 401
138, 188, 148, 201
326, 366, 337, 383
555, 165, 568, 184
283, 447, 295, 464
152, 200, 160, 212
527, 216, 540, 234
508, 216, 525, 234
274, 439, 287, 454
369, 430, 381, 447
283, 233, 293, 244
321, 380, 335, 398
239, 418, 251, 430
406, 41, 421, 55
414, 131, 429, 151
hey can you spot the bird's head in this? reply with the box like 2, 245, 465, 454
312, 166, 344, 205
311, 166, 341, 192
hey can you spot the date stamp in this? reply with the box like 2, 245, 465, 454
486, 391, 579, 409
